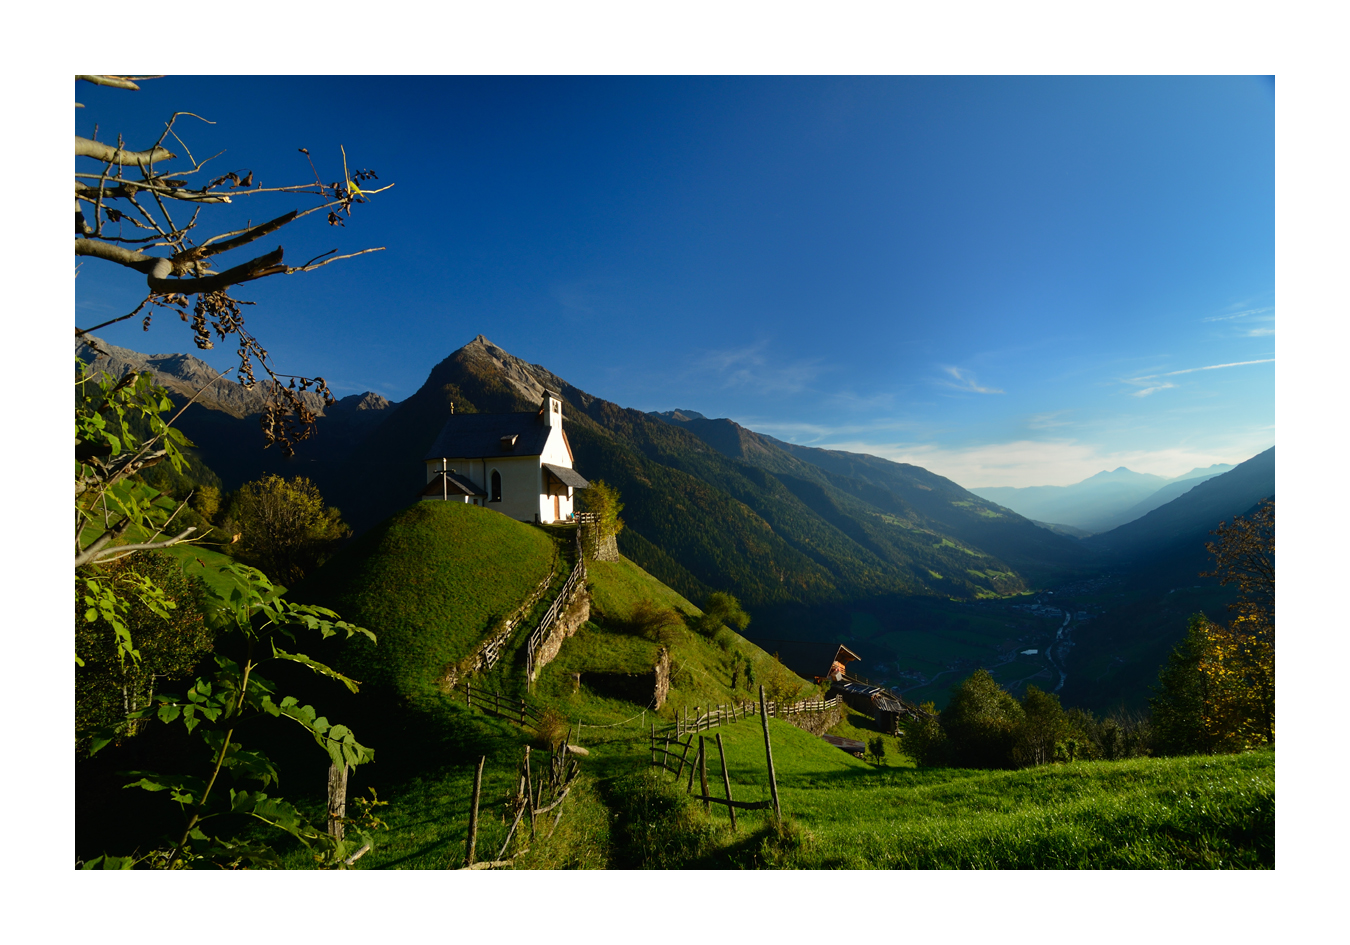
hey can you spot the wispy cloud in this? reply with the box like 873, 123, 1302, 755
691, 342, 823, 395
1203, 306, 1272, 323
1123, 358, 1274, 396
1145, 359, 1275, 379
1246, 327, 1275, 337
937, 366, 1003, 394
1027, 411, 1072, 430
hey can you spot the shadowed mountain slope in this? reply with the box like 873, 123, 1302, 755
651, 415, 1089, 588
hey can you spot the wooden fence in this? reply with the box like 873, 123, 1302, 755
456, 680, 545, 727
670, 695, 839, 737
461, 741, 582, 869
648, 685, 783, 826
524, 537, 587, 683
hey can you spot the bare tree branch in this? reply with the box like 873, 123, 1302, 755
147, 247, 285, 294
78, 528, 198, 568
76, 75, 155, 91
76, 180, 233, 205
74, 238, 161, 273
191, 211, 298, 259
289, 247, 385, 273
77, 297, 152, 337
77, 136, 175, 167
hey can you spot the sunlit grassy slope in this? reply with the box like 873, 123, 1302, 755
601, 719, 1274, 869
292, 501, 558, 694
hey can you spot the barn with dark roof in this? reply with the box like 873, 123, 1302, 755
422, 390, 589, 524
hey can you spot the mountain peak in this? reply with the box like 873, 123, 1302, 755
450, 335, 575, 409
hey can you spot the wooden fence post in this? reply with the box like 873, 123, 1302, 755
465, 754, 486, 866
674, 735, 692, 780
524, 746, 536, 838
686, 740, 700, 794
327, 762, 348, 841
715, 732, 736, 831
758, 685, 782, 824
699, 736, 710, 813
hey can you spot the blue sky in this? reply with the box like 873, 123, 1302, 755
75, 76, 1274, 488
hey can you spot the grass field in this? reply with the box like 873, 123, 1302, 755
314, 690, 1273, 870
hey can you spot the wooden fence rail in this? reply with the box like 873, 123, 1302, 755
648, 692, 783, 828
668, 695, 839, 737
458, 681, 544, 727
525, 536, 587, 683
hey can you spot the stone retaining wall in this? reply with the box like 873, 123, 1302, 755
529, 586, 591, 679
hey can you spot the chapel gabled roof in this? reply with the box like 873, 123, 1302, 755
423, 411, 553, 461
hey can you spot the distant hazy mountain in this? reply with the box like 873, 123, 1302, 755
1103, 465, 1236, 530
76, 334, 397, 490
1082, 448, 1273, 561
970, 462, 1235, 534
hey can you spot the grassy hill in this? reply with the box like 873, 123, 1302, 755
292, 500, 559, 694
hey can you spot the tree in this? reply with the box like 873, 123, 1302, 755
1151, 502, 1275, 755
74, 75, 391, 454
1203, 498, 1274, 627
579, 479, 624, 558
940, 669, 1025, 769
74, 77, 384, 868
222, 474, 350, 586
1151, 613, 1273, 755
901, 702, 949, 767
867, 735, 886, 765
1011, 685, 1071, 767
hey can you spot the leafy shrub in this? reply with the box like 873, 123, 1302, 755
693, 591, 749, 638
221, 474, 350, 585
763, 654, 805, 704
535, 708, 570, 749
942, 669, 1025, 769
1010, 685, 1070, 768
901, 704, 950, 766
75, 552, 214, 750
1086, 708, 1154, 760
626, 598, 684, 647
